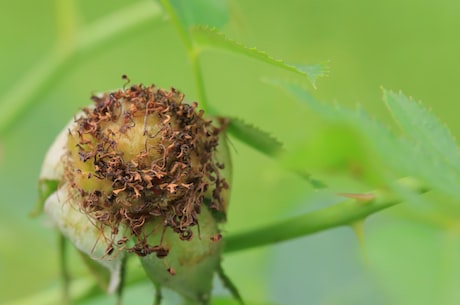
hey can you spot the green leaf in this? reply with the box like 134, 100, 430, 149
226, 117, 325, 188
226, 117, 283, 158
380, 90, 460, 198
170, 0, 229, 29
270, 80, 460, 198
268, 80, 399, 187
383, 90, 460, 171
291, 63, 330, 89
191, 27, 328, 88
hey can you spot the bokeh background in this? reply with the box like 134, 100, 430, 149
2, 1, 460, 304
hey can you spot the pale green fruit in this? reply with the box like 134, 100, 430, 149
40, 83, 232, 303
44, 186, 125, 293
140, 206, 222, 304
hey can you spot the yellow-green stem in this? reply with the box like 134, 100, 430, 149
224, 177, 427, 253
159, 0, 209, 111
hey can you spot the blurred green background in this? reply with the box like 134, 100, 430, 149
2, 1, 460, 304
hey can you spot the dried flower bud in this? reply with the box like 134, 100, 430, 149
40, 82, 231, 301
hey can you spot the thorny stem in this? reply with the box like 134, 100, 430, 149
0, 1, 163, 137
224, 177, 427, 253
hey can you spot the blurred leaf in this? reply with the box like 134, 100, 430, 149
170, 0, 229, 29
291, 63, 329, 89
383, 90, 460, 165
268, 80, 396, 187
191, 27, 327, 87
226, 117, 325, 188
383, 90, 460, 171
282, 122, 386, 186
381, 90, 460, 199
269, 80, 460, 198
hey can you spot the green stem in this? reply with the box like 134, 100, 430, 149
0, 1, 162, 137
7, 179, 426, 305
159, 0, 192, 50
59, 233, 70, 305
224, 177, 426, 253
159, 0, 209, 111
116, 256, 127, 305
189, 49, 208, 111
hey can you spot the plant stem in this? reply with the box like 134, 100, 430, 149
189, 49, 208, 111
8, 179, 427, 305
159, 0, 209, 111
224, 177, 426, 253
159, 0, 192, 50
59, 233, 70, 305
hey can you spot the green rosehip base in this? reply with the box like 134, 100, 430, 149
41, 81, 232, 302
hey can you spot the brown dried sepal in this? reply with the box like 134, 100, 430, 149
63, 83, 228, 257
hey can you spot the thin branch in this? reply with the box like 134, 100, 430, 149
224, 177, 427, 253
8, 178, 427, 305
159, 0, 192, 50
59, 233, 70, 305
159, 0, 209, 111
189, 49, 208, 111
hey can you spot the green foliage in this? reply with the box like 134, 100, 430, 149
2, 1, 460, 305
383, 90, 460, 198
226, 117, 283, 158
191, 27, 328, 87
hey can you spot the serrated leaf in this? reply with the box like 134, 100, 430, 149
226, 117, 283, 158
226, 117, 325, 188
291, 63, 329, 88
268, 79, 395, 187
271, 81, 460, 198
170, 0, 229, 29
269, 80, 460, 198
191, 27, 328, 88
383, 90, 460, 172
